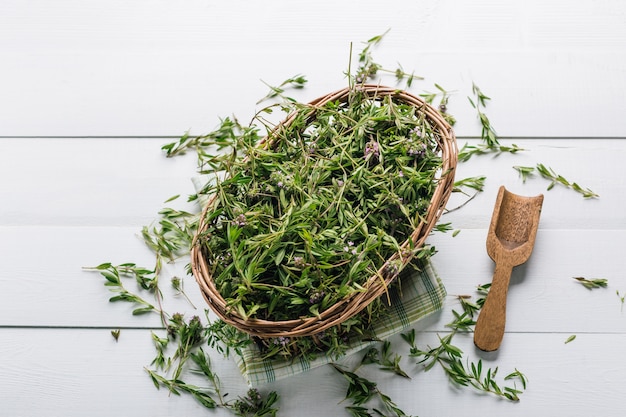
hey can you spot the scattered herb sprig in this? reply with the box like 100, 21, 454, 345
401, 284, 527, 402
514, 164, 599, 198
358, 340, 411, 379
573, 276, 608, 289
332, 362, 413, 417
355, 29, 423, 89
172, 276, 197, 309
257, 74, 308, 104
148, 348, 280, 416
459, 83, 524, 162
83, 262, 161, 317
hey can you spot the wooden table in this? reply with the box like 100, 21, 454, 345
2, 1, 625, 415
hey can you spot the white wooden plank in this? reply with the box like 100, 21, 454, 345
0, 328, 246, 416
1, 0, 626, 137
1, 328, 625, 416
1, 138, 624, 228
429, 229, 626, 336
2, 225, 625, 337
435, 138, 626, 230
0, 226, 201, 329
0, 138, 199, 226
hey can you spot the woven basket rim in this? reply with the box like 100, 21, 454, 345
191, 84, 458, 338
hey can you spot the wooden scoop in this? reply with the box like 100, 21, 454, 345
474, 186, 544, 352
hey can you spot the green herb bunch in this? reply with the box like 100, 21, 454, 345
194, 88, 445, 356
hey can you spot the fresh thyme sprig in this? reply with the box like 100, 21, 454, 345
151, 331, 170, 369
148, 338, 280, 416
147, 341, 223, 408
402, 327, 526, 402
168, 314, 206, 381
332, 363, 413, 417
513, 165, 535, 183
514, 164, 599, 198
149, 347, 281, 416
420, 83, 457, 126
443, 176, 486, 214
161, 117, 256, 173
573, 276, 608, 289
456, 294, 483, 318
257, 74, 308, 104
359, 340, 411, 379
171, 276, 196, 309
205, 318, 253, 358
354, 30, 457, 127
85, 262, 228, 398
454, 176, 486, 193
468, 83, 498, 147
83, 262, 160, 317
458, 142, 524, 163
147, 367, 219, 409
231, 388, 280, 417
142, 203, 199, 263
354, 29, 423, 89
459, 83, 524, 162
400, 284, 527, 402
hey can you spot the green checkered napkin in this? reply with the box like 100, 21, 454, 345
191, 177, 446, 387
235, 260, 446, 386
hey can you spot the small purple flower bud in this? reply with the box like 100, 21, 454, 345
408, 143, 427, 159
364, 140, 380, 160
411, 126, 423, 139
233, 214, 246, 227
273, 336, 290, 347
247, 388, 262, 404
293, 256, 305, 268
309, 290, 326, 304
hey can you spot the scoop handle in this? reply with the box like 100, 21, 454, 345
474, 260, 513, 352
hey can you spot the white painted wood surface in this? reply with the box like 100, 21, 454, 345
1, 1, 626, 416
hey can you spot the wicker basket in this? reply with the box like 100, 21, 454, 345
191, 84, 458, 338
